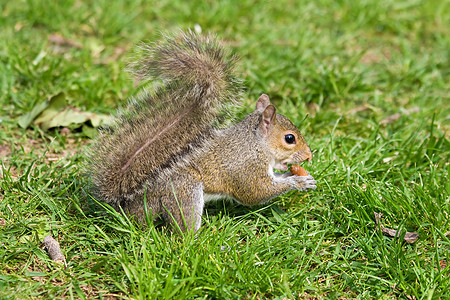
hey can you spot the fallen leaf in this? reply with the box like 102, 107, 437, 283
374, 212, 419, 244
82, 124, 99, 139
18, 92, 111, 131
18, 98, 53, 129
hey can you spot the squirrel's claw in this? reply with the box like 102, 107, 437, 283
299, 174, 317, 190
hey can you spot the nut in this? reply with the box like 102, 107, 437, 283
290, 165, 308, 176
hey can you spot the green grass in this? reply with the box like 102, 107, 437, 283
1, 0, 449, 298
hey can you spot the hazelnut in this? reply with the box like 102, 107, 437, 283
290, 165, 308, 176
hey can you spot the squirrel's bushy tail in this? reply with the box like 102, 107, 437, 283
88, 30, 243, 207
129, 31, 242, 105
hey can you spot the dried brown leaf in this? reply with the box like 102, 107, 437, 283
374, 212, 419, 244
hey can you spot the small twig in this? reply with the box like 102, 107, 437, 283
43, 235, 66, 265
374, 212, 419, 244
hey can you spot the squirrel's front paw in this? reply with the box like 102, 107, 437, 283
296, 174, 317, 191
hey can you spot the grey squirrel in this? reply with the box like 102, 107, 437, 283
88, 31, 317, 232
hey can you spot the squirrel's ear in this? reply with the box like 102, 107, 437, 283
255, 94, 271, 112
258, 104, 277, 135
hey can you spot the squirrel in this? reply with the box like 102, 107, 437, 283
88, 30, 317, 232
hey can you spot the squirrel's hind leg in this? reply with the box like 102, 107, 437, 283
159, 170, 204, 233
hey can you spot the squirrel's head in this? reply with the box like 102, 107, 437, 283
255, 94, 312, 171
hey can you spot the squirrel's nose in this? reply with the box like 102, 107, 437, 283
298, 147, 312, 162
304, 147, 313, 162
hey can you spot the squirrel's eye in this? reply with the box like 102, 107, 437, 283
284, 134, 296, 144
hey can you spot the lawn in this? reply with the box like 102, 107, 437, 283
0, 0, 449, 298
